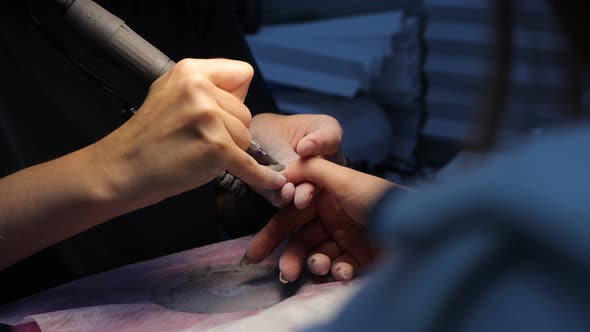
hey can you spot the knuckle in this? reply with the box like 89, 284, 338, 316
201, 131, 229, 155
174, 58, 198, 76
211, 137, 230, 154
180, 98, 221, 128
178, 76, 213, 107
194, 107, 221, 125
183, 75, 210, 91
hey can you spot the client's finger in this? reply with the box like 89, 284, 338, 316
294, 182, 316, 209
245, 201, 318, 262
250, 182, 296, 208
279, 221, 330, 283
283, 158, 357, 194
307, 241, 342, 276
284, 158, 395, 222
295, 115, 343, 158
331, 254, 361, 282
275, 183, 296, 207
330, 228, 374, 269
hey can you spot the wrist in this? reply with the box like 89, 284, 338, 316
79, 141, 144, 217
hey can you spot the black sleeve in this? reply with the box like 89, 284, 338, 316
234, 0, 263, 34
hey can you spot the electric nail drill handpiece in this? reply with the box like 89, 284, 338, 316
48, 0, 280, 166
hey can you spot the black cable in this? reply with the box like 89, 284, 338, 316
27, 0, 132, 108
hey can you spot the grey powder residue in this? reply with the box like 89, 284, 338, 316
150, 264, 304, 313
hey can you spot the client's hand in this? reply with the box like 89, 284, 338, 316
245, 158, 405, 282
248, 113, 345, 208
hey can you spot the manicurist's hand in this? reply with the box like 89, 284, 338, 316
0, 58, 286, 270
94, 59, 287, 208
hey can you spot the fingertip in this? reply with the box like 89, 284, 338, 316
294, 183, 315, 209
237, 61, 255, 81
279, 255, 302, 283
279, 271, 289, 284
244, 238, 268, 263
269, 183, 295, 208
297, 140, 317, 158
331, 254, 360, 281
279, 270, 300, 284
281, 182, 296, 202
307, 254, 331, 276
297, 123, 342, 157
251, 164, 287, 190
228, 147, 287, 190
239, 255, 258, 267
294, 195, 313, 210
273, 173, 287, 189
332, 263, 354, 282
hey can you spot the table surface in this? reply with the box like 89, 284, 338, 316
0, 236, 359, 332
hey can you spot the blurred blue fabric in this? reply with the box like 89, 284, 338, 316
423, 0, 569, 141
308, 124, 590, 331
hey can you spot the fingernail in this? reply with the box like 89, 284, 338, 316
309, 258, 317, 271
239, 255, 257, 268
336, 267, 349, 281
281, 188, 291, 201
312, 260, 323, 274
279, 272, 289, 284
298, 141, 316, 157
275, 174, 287, 187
